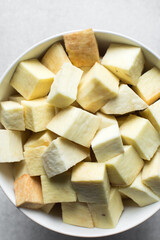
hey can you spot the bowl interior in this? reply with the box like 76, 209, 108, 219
0, 30, 160, 238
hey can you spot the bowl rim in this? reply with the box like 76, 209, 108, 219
0, 29, 160, 238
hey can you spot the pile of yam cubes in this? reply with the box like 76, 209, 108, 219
1, 28, 160, 229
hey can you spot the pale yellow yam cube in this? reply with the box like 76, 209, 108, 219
42, 137, 89, 178
47, 63, 83, 108
41, 42, 70, 74
77, 62, 119, 113
142, 149, 160, 197
92, 125, 124, 162
101, 84, 147, 115
116, 115, 129, 127
88, 188, 124, 228
133, 67, 160, 105
106, 145, 144, 186
96, 112, 118, 130
41, 203, 55, 214
41, 172, 76, 204
63, 28, 99, 67
24, 130, 57, 150
0, 130, 23, 162
120, 115, 160, 160
10, 59, 54, 100
140, 99, 160, 133
22, 98, 55, 132
119, 173, 159, 207
0, 101, 25, 131
13, 160, 28, 180
24, 146, 47, 176
71, 162, 110, 204
9, 94, 25, 103
14, 174, 43, 209
47, 106, 100, 147
62, 202, 94, 228
101, 43, 144, 85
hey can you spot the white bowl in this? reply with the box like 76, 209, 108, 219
0, 30, 160, 238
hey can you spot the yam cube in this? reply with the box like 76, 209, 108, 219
41, 42, 70, 74
0, 130, 23, 162
106, 145, 144, 186
120, 115, 160, 160
42, 137, 89, 178
9, 94, 25, 103
14, 174, 43, 209
13, 160, 28, 180
71, 162, 110, 204
140, 99, 160, 133
62, 202, 94, 228
10, 59, 54, 100
77, 62, 119, 113
119, 173, 159, 207
24, 146, 47, 176
142, 149, 160, 197
116, 115, 129, 127
22, 98, 55, 132
41, 172, 76, 204
96, 112, 117, 130
133, 67, 160, 105
41, 203, 55, 214
88, 188, 123, 228
63, 28, 99, 67
91, 125, 124, 162
47, 106, 100, 147
101, 43, 144, 85
24, 130, 57, 150
0, 101, 25, 131
101, 84, 147, 115
47, 63, 83, 108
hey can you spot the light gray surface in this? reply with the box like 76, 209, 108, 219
0, 0, 160, 239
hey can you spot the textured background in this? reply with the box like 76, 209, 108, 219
0, 0, 160, 239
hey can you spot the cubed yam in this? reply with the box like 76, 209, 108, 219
101, 43, 144, 85
41, 203, 55, 214
106, 145, 144, 186
63, 28, 99, 67
142, 149, 160, 197
119, 173, 159, 207
42, 137, 89, 178
21, 130, 32, 147
88, 188, 124, 228
41, 42, 70, 74
10, 59, 54, 100
116, 115, 129, 127
120, 115, 160, 160
47, 63, 83, 108
77, 62, 119, 113
14, 174, 43, 209
24, 130, 57, 150
22, 98, 55, 132
0, 129, 23, 162
41, 172, 76, 204
133, 67, 160, 105
0, 101, 25, 131
9, 94, 25, 103
62, 202, 94, 228
71, 162, 110, 204
24, 146, 47, 176
140, 99, 160, 133
101, 84, 147, 115
96, 112, 117, 130
91, 125, 124, 162
13, 160, 28, 180
47, 106, 100, 147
